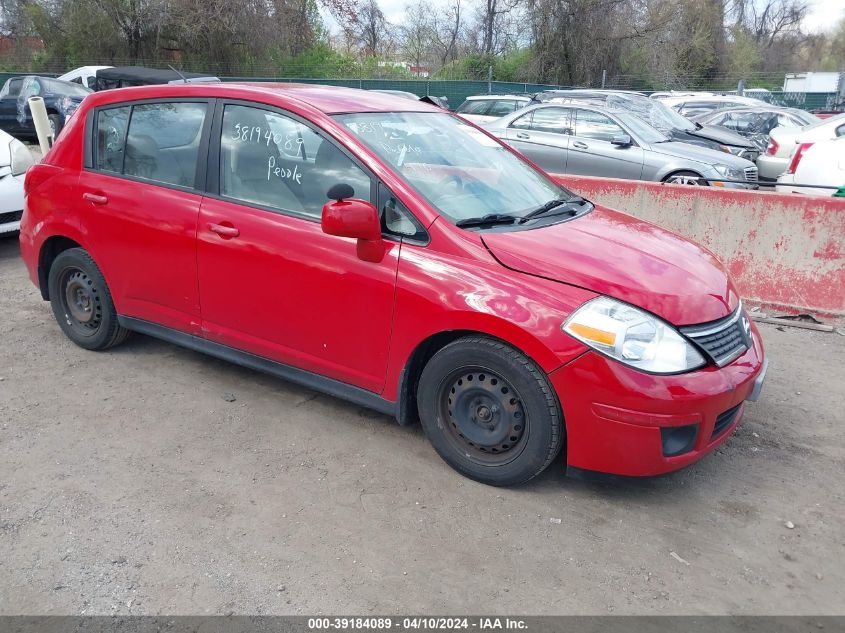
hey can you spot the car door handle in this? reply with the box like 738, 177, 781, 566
82, 192, 108, 205
208, 223, 240, 239
572, 141, 588, 150
516, 132, 530, 139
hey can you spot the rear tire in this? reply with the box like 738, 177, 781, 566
417, 336, 564, 486
48, 248, 130, 350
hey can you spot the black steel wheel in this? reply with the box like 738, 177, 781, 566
48, 248, 130, 350
439, 367, 528, 466
418, 336, 564, 486
58, 268, 104, 338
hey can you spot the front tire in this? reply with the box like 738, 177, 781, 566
417, 336, 564, 486
48, 248, 130, 350
663, 170, 705, 185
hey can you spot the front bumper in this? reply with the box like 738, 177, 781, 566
0, 209, 22, 235
0, 173, 24, 234
551, 327, 766, 477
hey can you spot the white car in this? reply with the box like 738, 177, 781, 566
658, 94, 767, 118
758, 113, 845, 181
0, 129, 35, 234
776, 136, 845, 196
56, 65, 112, 90
650, 91, 715, 100
455, 95, 532, 124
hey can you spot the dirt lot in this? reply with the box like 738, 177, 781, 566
0, 232, 843, 616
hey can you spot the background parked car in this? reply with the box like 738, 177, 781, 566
0, 128, 35, 234
57, 65, 113, 90
0, 76, 90, 138
649, 91, 715, 100
776, 136, 845, 196
455, 95, 532, 124
692, 106, 819, 151
484, 103, 758, 187
757, 113, 845, 181
371, 89, 420, 100
657, 94, 766, 118
93, 66, 219, 90
534, 90, 761, 161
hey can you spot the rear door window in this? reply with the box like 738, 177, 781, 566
123, 103, 208, 187
93, 101, 208, 188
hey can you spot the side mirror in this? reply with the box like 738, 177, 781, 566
611, 134, 633, 147
321, 186, 384, 262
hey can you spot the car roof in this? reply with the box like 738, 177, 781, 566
465, 94, 531, 101
83, 82, 441, 114
701, 105, 791, 114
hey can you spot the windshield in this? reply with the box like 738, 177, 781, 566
790, 109, 820, 126
604, 94, 695, 132
336, 112, 568, 223
613, 112, 669, 143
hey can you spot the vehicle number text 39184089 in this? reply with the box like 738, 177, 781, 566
307, 618, 528, 630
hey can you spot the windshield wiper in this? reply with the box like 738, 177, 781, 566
455, 213, 518, 228
518, 195, 587, 224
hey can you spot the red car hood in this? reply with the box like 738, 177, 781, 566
481, 206, 739, 326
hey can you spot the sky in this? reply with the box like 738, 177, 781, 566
802, 0, 845, 33
320, 0, 845, 35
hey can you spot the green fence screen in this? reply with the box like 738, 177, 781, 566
0, 71, 838, 112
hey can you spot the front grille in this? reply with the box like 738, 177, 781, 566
712, 404, 742, 439
0, 210, 22, 225
680, 307, 750, 367
744, 166, 758, 183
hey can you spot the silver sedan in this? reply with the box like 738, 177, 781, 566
483, 103, 759, 188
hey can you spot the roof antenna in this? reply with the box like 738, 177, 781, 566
168, 64, 188, 83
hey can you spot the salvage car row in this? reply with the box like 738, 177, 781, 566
1, 66, 841, 238
458, 90, 845, 192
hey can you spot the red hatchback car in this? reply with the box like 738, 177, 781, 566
19, 83, 767, 485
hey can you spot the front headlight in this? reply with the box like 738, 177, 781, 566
562, 297, 706, 374
10, 139, 35, 176
713, 164, 745, 181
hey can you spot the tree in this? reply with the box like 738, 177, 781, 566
354, 0, 388, 57
431, 0, 463, 67
478, 0, 521, 55
400, 0, 433, 70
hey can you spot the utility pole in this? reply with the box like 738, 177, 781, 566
601, 69, 607, 89
488, 65, 493, 94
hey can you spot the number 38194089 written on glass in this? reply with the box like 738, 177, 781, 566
232, 124, 304, 153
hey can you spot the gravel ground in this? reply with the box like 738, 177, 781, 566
0, 232, 843, 616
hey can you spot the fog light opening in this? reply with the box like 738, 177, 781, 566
660, 424, 698, 457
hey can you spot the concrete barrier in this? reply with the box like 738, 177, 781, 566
552, 174, 845, 323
